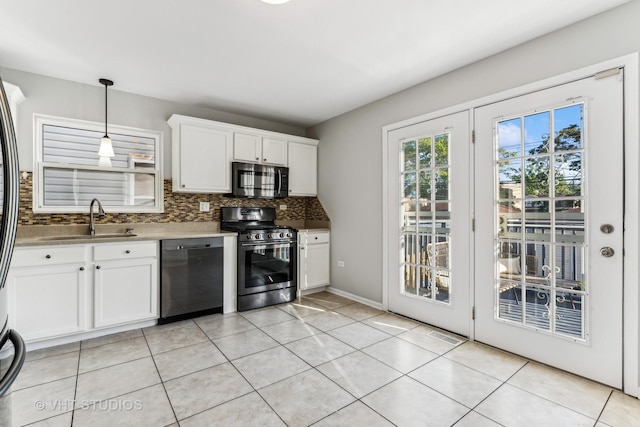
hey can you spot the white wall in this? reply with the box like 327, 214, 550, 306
0, 68, 306, 175
307, 0, 640, 304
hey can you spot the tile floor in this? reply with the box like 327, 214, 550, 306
5, 291, 640, 426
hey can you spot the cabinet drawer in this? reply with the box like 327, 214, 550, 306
302, 232, 330, 245
93, 241, 158, 261
11, 245, 86, 267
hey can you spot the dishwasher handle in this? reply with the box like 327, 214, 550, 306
177, 244, 211, 250
161, 238, 223, 252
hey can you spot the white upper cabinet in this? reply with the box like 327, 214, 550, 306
233, 133, 287, 166
288, 141, 318, 196
169, 115, 233, 193
169, 114, 318, 195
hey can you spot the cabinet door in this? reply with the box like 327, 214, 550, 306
94, 258, 158, 328
178, 124, 232, 192
288, 142, 317, 196
8, 264, 87, 341
233, 132, 261, 162
304, 243, 330, 289
262, 137, 287, 166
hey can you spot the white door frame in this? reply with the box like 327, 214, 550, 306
382, 52, 639, 396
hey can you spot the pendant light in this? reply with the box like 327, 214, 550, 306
98, 78, 115, 167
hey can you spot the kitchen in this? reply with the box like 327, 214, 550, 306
2, 0, 640, 426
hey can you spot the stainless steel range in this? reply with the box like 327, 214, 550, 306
220, 207, 297, 311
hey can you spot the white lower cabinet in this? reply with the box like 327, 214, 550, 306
8, 262, 88, 342
298, 231, 330, 290
93, 242, 158, 328
8, 241, 159, 343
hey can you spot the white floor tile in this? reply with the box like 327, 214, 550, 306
409, 357, 502, 407
232, 346, 310, 389
362, 336, 438, 373
362, 376, 469, 427
599, 390, 640, 426
326, 322, 391, 349
317, 351, 402, 398
260, 369, 355, 426
285, 333, 356, 366
445, 341, 527, 381
179, 392, 285, 427
163, 362, 253, 420
313, 401, 394, 426
475, 384, 596, 427
508, 361, 612, 419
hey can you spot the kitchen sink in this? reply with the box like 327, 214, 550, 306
38, 233, 138, 241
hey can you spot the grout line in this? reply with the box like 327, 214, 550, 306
142, 329, 179, 425
595, 390, 614, 424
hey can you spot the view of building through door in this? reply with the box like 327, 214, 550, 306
386, 111, 471, 336
474, 72, 624, 387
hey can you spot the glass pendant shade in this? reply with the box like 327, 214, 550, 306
98, 136, 115, 167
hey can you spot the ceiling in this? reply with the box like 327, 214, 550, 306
0, 0, 630, 127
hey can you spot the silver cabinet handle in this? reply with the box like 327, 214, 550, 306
96, 265, 101, 270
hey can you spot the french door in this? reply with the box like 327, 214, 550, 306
474, 72, 624, 387
386, 111, 471, 336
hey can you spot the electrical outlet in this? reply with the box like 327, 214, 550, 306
199, 201, 210, 212
338, 261, 345, 268
279, 204, 287, 210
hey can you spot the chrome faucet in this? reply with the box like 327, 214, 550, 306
89, 198, 105, 236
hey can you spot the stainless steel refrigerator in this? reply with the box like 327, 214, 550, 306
0, 76, 26, 425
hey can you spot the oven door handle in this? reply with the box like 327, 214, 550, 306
240, 241, 294, 248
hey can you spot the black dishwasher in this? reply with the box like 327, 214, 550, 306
160, 237, 223, 324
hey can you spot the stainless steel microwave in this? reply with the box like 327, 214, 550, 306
230, 162, 289, 199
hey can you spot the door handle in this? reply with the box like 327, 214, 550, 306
600, 247, 614, 257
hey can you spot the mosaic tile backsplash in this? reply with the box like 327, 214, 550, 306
18, 174, 329, 226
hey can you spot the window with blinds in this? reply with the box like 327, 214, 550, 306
34, 115, 163, 213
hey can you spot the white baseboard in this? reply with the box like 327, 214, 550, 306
326, 286, 384, 310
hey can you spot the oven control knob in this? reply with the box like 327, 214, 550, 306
267, 233, 273, 239
246, 235, 252, 240
280, 233, 285, 238
255, 234, 262, 240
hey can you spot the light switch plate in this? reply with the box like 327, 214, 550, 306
279, 204, 287, 210
199, 201, 210, 212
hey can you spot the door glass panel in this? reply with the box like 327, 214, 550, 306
418, 137, 432, 169
400, 132, 452, 305
402, 140, 417, 171
555, 152, 583, 197
434, 133, 449, 165
524, 112, 550, 154
524, 285, 551, 331
554, 105, 583, 151
498, 118, 522, 158
555, 290, 584, 338
495, 103, 587, 339
524, 156, 550, 197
